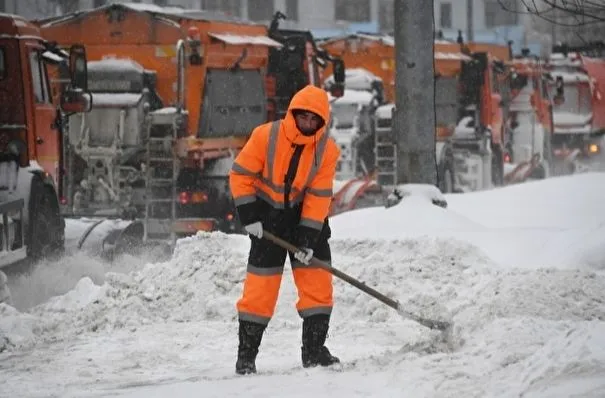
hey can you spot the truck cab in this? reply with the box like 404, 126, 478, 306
324, 68, 384, 180
0, 14, 90, 267
266, 11, 345, 121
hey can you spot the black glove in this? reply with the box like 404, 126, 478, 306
235, 201, 259, 226
295, 225, 320, 250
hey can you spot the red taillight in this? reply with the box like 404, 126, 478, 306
179, 192, 190, 205
504, 153, 511, 163
60, 197, 67, 205
226, 213, 234, 221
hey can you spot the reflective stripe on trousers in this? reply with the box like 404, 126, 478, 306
236, 229, 333, 325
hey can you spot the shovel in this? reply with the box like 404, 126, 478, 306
262, 230, 452, 332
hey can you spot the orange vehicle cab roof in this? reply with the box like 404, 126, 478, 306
34, 3, 282, 48
320, 33, 471, 77
0, 12, 43, 38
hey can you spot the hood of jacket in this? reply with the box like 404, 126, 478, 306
283, 85, 330, 145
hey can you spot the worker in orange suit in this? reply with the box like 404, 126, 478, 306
229, 84, 341, 375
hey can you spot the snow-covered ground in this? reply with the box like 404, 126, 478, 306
2, 173, 605, 397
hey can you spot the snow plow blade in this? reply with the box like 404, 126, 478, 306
73, 218, 171, 261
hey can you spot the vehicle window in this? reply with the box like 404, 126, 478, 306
0, 48, 5, 79
198, 69, 266, 138
29, 51, 51, 104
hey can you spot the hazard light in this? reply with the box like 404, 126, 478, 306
179, 191, 209, 205
588, 143, 600, 154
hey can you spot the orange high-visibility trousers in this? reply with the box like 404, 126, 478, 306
237, 234, 333, 325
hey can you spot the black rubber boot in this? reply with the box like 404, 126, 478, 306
236, 320, 266, 375
301, 314, 340, 368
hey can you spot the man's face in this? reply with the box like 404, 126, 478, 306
294, 111, 323, 135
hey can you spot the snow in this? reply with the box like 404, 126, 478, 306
41, 50, 63, 63
374, 103, 394, 120
553, 112, 592, 132
434, 51, 471, 61
325, 68, 383, 94
329, 88, 375, 106
118, 2, 187, 15
2, 173, 605, 397
90, 93, 144, 108
89, 58, 145, 74
549, 70, 590, 83
208, 32, 282, 48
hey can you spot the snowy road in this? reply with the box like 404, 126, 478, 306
1, 173, 605, 397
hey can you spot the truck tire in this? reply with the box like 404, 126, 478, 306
438, 162, 455, 193
27, 176, 64, 260
491, 147, 504, 186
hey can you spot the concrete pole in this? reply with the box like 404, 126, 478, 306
393, 0, 437, 185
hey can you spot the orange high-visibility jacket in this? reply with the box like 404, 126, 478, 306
229, 85, 340, 232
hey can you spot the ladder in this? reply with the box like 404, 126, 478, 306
142, 110, 179, 248
374, 124, 398, 187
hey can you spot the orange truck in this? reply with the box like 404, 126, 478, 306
0, 13, 91, 268
35, 4, 279, 242
546, 43, 605, 173
505, 49, 557, 181
33, 4, 344, 255
265, 11, 344, 121
319, 33, 511, 193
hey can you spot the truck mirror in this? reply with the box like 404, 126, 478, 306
61, 89, 92, 114
333, 59, 345, 84
554, 75, 565, 104
555, 76, 564, 95
69, 44, 88, 91
328, 59, 345, 98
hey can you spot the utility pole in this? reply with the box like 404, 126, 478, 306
466, 0, 474, 41
392, 0, 437, 185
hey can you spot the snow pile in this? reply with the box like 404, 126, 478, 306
0, 304, 38, 352
329, 236, 605, 349
42, 277, 106, 313
333, 173, 605, 270
0, 233, 252, 349
6, 248, 155, 312
332, 195, 486, 239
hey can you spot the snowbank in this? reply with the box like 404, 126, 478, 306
0, 233, 251, 349
333, 173, 605, 270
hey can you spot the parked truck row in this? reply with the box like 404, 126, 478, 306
318, 34, 605, 204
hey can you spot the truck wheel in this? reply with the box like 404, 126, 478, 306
27, 177, 64, 260
491, 148, 504, 186
438, 163, 454, 193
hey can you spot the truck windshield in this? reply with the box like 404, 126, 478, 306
331, 103, 359, 129
550, 82, 592, 115
0, 48, 5, 79
198, 69, 266, 138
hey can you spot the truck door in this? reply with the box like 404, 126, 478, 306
27, 48, 60, 187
